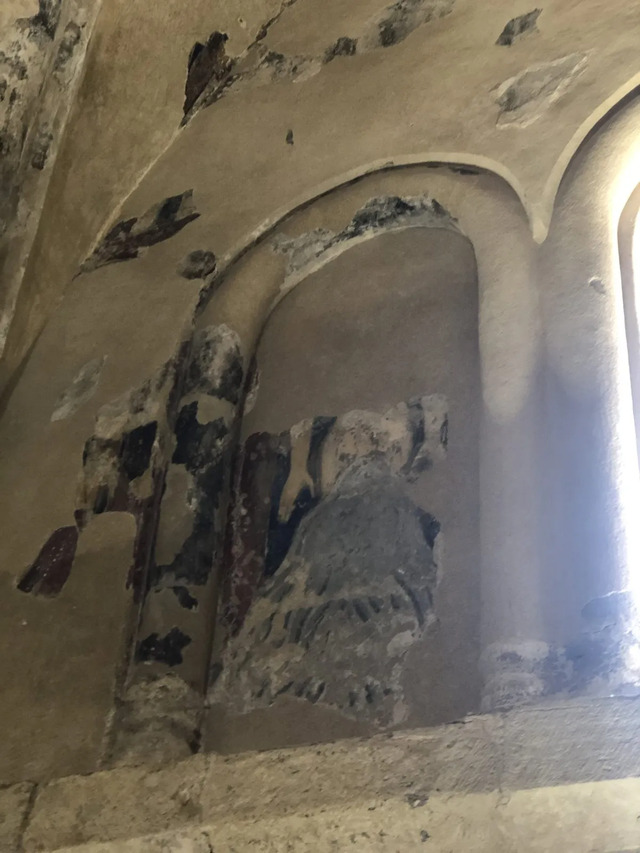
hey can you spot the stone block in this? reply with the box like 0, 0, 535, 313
23, 757, 207, 852
500, 697, 640, 789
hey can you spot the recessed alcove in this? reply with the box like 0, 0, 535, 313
206, 224, 482, 752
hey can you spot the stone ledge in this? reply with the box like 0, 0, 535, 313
14, 697, 640, 851
28, 779, 640, 852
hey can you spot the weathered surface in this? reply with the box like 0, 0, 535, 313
358, 0, 455, 51
274, 195, 458, 288
184, 0, 456, 116
212, 395, 447, 726
106, 675, 203, 768
183, 32, 231, 115
3, 0, 640, 394
495, 53, 589, 128
176, 249, 216, 280
80, 191, 200, 273
108, 323, 246, 766
0, 1, 60, 236
496, 9, 541, 46
0, 0, 99, 357
481, 591, 639, 710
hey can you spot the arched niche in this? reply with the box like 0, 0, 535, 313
206, 224, 481, 751
100, 163, 539, 764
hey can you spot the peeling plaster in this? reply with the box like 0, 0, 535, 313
184, 0, 456, 121
213, 394, 447, 726
184, 32, 231, 116
16, 525, 78, 596
496, 9, 541, 47
495, 53, 589, 129
273, 195, 458, 293
80, 190, 200, 273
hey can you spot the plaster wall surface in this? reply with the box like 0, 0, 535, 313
3, 0, 640, 392
2, 0, 640, 792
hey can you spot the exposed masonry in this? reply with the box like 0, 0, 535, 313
273, 195, 458, 289
495, 53, 588, 128
182, 0, 455, 122
10, 699, 640, 851
211, 394, 447, 727
106, 673, 203, 767
80, 190, 200, 273
496, 9, 541, 47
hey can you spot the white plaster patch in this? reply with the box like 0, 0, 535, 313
51, 356, 106, 421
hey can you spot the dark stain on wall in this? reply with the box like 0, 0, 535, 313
17, 526, 78, 595
121, 422, 158, 481
30, 0, 62, 40
171, 586, 199, 610
183, 326, 244, 403
324, 37, 358, 63
137, 627, 192, 666
177, 249, 217, 280
80, 190, 200, 273
183, 0, 455, 123
172, 405, 228, 472
496, 9, 541, 46
54, 21, 82, 71
184, 32, 232, 116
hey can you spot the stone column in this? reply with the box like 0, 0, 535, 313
453, 177, 547, 709
533, 96, 640, 699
